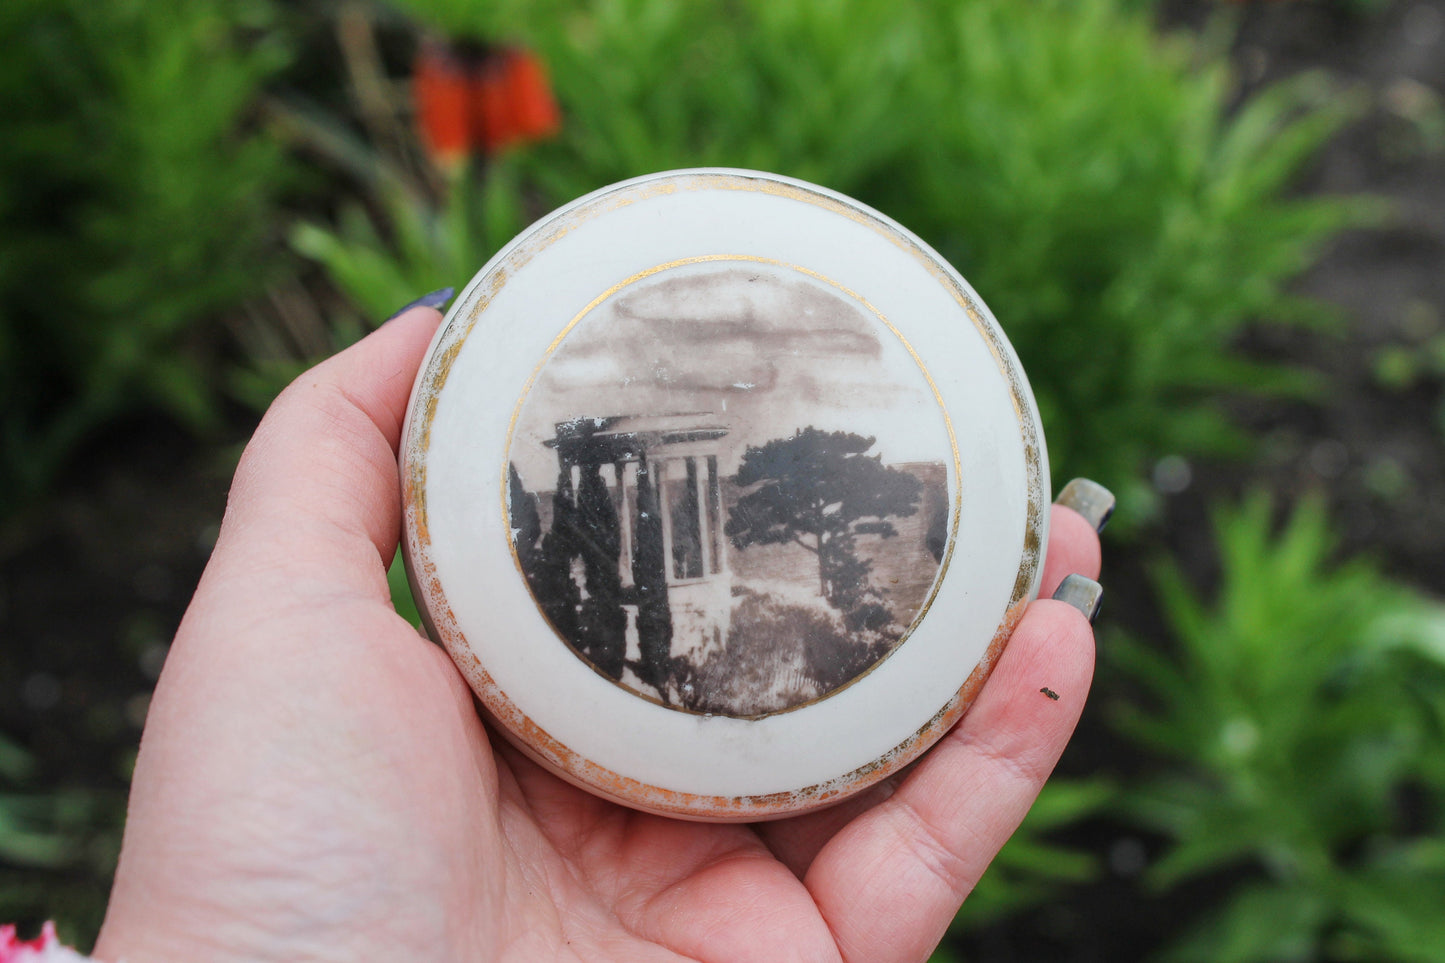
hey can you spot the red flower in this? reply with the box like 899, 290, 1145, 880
413, 40, 473, 168
496, 48, 562, 147
414, 42, 560, 165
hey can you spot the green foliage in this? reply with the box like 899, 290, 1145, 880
1111, 493, 1445, 962
0, 734, 121, 944
1372, 302, 1445, 394
390, 0, 1376, 524
1370, 301, 1445, 441
0, 0, 294, 507
246, 162, 523, 410
290, 164, 523, 324
388, 555, 424, 628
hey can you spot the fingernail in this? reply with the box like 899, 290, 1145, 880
1052, 574, 1103, 623
1056, 478, 1116, 534
386, 286, 455, 322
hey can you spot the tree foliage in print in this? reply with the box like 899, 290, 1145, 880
725, 427, 922, 631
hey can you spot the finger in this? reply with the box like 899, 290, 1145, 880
1039, 503, 1102, 598
759, 497, 1103, 875
754, 769, 899, 879
205, 307, 442, 603
803, 598, 1095, 963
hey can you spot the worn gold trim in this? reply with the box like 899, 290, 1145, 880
402, 170, 1046, 819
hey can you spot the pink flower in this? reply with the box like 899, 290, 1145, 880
0, 924, 93, 963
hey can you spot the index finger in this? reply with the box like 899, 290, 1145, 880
204, 306, 443, 603
803, 592, 1096, 963
758, 500, 1103, 874
780, 490, 1103, 963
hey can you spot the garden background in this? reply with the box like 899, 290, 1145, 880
3, 0, 1444, 958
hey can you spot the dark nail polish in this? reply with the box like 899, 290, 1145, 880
1052, 574, 1103, 623
386, 286, 455, 322
1056, 478, 1116, 534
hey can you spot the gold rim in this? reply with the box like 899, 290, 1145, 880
402, 170, 1046, 818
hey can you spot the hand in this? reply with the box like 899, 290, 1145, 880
96, 307, 1101, 963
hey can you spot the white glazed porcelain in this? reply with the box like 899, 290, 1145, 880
400, 169, 1048, 820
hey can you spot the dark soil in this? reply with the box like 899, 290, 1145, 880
2, 0, 1442, 954
0, 418, 232, 936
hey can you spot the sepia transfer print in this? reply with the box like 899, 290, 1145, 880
505, 259, 955, 718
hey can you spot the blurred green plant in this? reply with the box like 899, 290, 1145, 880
0, 737, 71, 870
1110, 493, 1445, 962
1372, 300, 1445, 392
1370, 299, 1445, 440
389, 0, 1380, 525
0, 734, 121, 946
1372, 338, 1445, 393
0, 0, 295, 512
290, 166, 522, 324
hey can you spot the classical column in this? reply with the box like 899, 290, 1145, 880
616, 460, 635, 588
657, 458, 674, 581
695, 454, 713, 577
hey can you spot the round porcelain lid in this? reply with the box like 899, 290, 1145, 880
400, 169, 1048, 820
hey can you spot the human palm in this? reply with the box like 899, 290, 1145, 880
96, 307, 1099, 963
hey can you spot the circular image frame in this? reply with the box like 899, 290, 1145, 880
505, 254, 958, 719
401, 169, 1048, 820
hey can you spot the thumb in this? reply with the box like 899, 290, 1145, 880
203, 307, 442, 608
